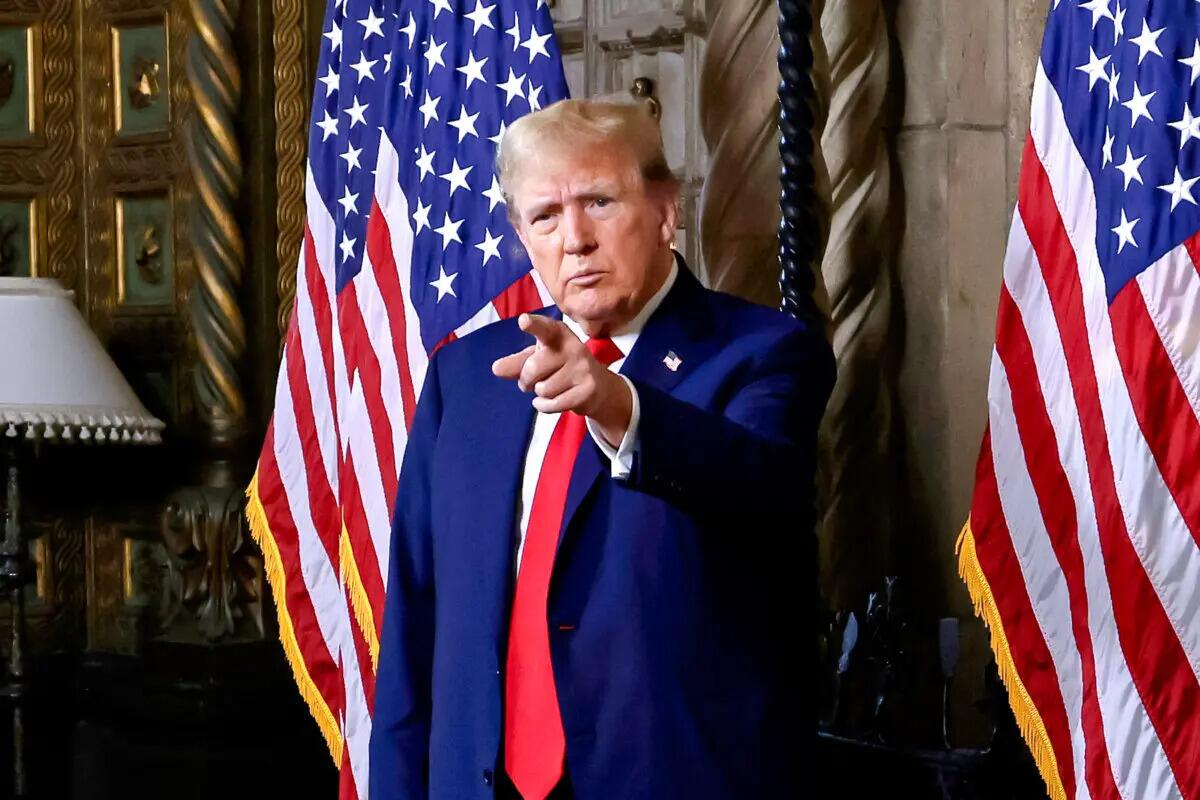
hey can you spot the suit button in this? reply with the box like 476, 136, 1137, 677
483, 769, 493, 786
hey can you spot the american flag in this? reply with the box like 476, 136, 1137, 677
245, 0, 568, 792
959, 1, 1199, 798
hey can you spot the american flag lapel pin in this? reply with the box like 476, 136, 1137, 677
663, 351, 682, 372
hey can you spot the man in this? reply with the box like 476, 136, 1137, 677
369, 98, 834, 800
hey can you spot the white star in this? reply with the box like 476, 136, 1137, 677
1129, 19, 1165, 64
483, 175, 506, 211
413, 198, 432, 233
448, 105, 480, 142
400, 13, 416, 47
1168, 103, 1200, 148
429, 266, 458, 301
427, 0, 453, 19
419, 90, 441, 127
1181, 40, 1200, 85
521, 25, 552, 62
399, 66, 413, 98
1079, 0, 1113, 28
1112, 2, 1126, 42
318, 65, 339, 98
439, 158, 473, 197
344, 96, 369, 127
415, 145, 436, 180
339, 231, 357, 263
488, 121, 508, 146
384, 52, 393, 73
1075, 47, 1111, 90
505, 11, 521, 51
1122, 82, 1155, 127
1158, 167, 1200, 211
464, 0, 496, 34
498, 68, 526, 106
338, 186, 360, 216
1102, 128, 1115, 166
1107, 65, 1120, 107
527, 82, 543, 110
350, 52, 378, 83
323, 20, 342, 52
457, 51, 489, 88
317, 110, 339, 141
358, 7, 385, 39
475, 228, 503, 265
433, 213, 464, 250
1111, 209, 1139, 253
340, 142, 363, 172
424, 36, 448, 74
1114, 146, 1145, 188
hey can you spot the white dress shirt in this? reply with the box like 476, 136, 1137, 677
514, 260, 679, 567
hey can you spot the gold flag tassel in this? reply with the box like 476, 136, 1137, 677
340, 527, 382, 670
957, 520, 1067, 800
246, 472, 345, 766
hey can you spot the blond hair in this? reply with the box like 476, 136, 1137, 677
496, 97, 676, 212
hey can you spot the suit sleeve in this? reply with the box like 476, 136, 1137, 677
624, 324, 834, 523
368, 353, 443, 800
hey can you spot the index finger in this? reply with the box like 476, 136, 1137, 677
518, 313, 569, 348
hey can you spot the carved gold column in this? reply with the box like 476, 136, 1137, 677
186, 0, 246, 443
699, 0, 829, 314
816, 0, 897, 608
163, 0, 262, 643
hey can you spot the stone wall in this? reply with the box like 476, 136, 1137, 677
892, 0, 1048, 736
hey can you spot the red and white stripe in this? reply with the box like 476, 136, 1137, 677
970, 61, 1199, 799
252, 128, 550, 797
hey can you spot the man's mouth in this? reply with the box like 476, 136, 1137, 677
567, 271, 603, 287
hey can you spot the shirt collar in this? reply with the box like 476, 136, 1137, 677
561, 255, 679, 357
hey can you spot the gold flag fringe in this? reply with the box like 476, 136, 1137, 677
246, 471, 345, 766
339, 527, 382, 670
957, 520, 1067, 800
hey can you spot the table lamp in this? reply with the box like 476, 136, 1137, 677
0, 277, 163, 797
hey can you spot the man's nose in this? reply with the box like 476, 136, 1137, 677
561, 205, 596, 256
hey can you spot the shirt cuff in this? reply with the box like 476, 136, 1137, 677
586, 374, 639, 480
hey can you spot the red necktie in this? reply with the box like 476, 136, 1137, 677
504, 336, 624, 799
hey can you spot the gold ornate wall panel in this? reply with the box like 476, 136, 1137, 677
272, 0, 305, 336
0, 0, 77, 289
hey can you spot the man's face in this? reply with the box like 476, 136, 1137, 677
510, 140, 677, 334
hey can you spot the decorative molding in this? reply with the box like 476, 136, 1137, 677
162, 485, 264, 641
272, 0, 306, 337
185, 0, 246, 441
816, 0, 897, 608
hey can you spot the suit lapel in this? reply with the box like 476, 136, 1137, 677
557, 258, 719, 547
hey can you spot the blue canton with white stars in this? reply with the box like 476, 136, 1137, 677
307, 0, 568, 348
1043, 0, 1200, 302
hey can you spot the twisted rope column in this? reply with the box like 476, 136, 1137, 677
816, 0, 897, 608
776, 0, 827, 331
187, 0, 247, 444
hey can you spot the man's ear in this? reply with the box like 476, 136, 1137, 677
657, 189, 679, 246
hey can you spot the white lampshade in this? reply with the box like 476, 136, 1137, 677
0, 278, 164, 444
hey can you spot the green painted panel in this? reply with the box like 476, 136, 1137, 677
0, 198, 35, 277
114, 24, 168, 136
0, 27, 32, 139
117, 194, 174, 307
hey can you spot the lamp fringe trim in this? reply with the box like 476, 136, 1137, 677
957, 519, 1066, 800
246, 471, 344, 766
339, 527, 381, 671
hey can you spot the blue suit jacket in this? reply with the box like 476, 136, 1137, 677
369, 262, 834, 799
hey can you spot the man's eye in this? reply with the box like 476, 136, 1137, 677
593, 197, 610, 208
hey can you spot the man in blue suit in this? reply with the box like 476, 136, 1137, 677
369, 98, 834, 799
